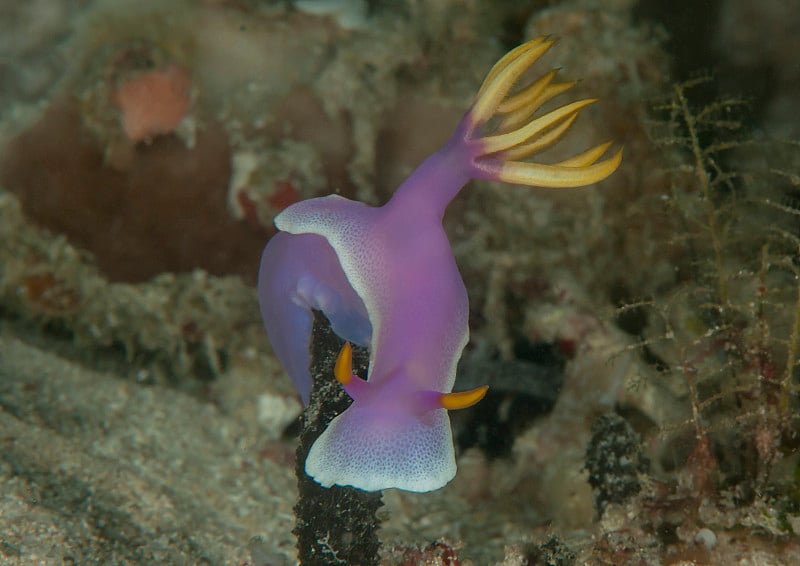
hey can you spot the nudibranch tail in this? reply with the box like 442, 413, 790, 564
467, 36, 622, 189
305, 403, 456, 492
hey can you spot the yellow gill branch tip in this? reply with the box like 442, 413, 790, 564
496, 68, 560, 115
468, 36, 623, 189
555, 141, 615, 168
481, 98, 598, 155
477, 36, 548, 99
497, 80, 578, 133
472, 37, 555, 125
501, 112, 579, 161
497, 147, 623, 188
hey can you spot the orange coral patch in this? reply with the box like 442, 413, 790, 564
115, 65, 191, 142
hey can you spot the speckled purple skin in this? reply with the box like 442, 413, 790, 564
258, 117, 488, 492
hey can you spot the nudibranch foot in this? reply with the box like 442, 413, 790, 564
305, 402, 456, 493
463, 36, 622, 188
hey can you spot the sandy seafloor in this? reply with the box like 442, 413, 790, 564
3, 0, 800, 564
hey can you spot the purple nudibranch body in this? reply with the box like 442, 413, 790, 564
258, 37, 622, 492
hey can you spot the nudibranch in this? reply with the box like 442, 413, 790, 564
257, 37, 622, 492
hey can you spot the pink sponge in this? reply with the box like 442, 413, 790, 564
114, 65, 191, 143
